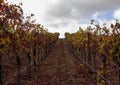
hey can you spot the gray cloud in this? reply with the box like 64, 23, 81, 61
48, 21, 69, 28
45, 0, 120, 20
43, 0, 120, 37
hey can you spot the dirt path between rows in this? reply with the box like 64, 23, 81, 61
9, 39, 94, 85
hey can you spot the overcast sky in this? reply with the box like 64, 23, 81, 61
7, 0, 120, 38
